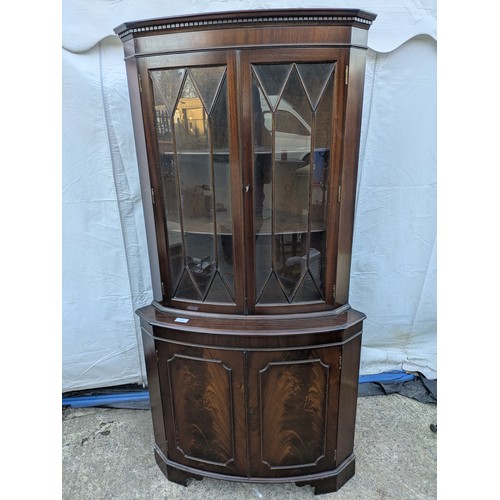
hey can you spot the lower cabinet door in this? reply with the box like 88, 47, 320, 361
247, 347, 342, 478
156, 341, 247, 476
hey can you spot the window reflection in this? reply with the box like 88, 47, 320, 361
252, 62, 335, 304
152, 66, 235, 304
174, 97, 209, 150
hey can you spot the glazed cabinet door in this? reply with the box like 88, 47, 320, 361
240, 49, 347, 314
156, 340, 247, 476
138, 52, 244, 313
246, 346, 342, 477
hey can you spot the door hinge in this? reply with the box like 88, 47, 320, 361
337, 185, 342, 203
138, 74, 143, 93
155, 349, 159, 363
161, 281, 165, 296
151, 187, 155, 205
345, 65, 349, 85
332, 284, 336, 300
334, 449, 337, 461
339, 355, 342, 371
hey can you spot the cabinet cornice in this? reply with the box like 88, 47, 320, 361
114, 9, 377, 41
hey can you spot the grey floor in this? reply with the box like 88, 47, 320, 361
62, 394, 437, 499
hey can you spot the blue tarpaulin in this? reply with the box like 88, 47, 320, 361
63, 370, 435, 408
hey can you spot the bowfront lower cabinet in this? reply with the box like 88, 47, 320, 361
114, 9, 376, 495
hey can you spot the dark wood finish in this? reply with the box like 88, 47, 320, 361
137, 304, 364, 339
335, 47, 370, 306
157, 342, 247, 475
114, 9, 377, 42
137, 51, 245, 313
247, 347, 341, 478
226, 50, 246, 312
154, 448, 203, 486
140, 321, 167, 456
124, 45, 162, 301
296, 454, 356, 494
336, 333, 363, 465
115, 9, 375, 495
141, 312, 362, 492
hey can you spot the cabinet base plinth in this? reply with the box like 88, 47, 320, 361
154, 444, 355, 495
154, 449, 203, 486
296, 456, 356, 495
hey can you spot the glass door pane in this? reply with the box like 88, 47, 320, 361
151, 65, 235, 304
151, 69, 185, 293
252, 62, 335, 305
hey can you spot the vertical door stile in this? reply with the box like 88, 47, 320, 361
227, 50, 246, 313
239, 51, 256, 314
326, 52, 348, 307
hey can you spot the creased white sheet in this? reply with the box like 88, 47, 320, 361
62, 0, 436, 54
62, 1, 436, 391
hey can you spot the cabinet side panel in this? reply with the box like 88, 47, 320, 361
336, 331, 362, 464
140, 322, 167, 455
125, 52, 162, 300
336, 48, 368, 305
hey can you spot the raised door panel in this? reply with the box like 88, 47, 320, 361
247, 346, 342, 477
156, 340, 246, 475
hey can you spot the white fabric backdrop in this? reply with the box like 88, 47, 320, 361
62, 0, 436, 391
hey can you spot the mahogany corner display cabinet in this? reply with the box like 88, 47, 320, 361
114, 9, 376, 495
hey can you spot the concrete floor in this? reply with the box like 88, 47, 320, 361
62, 394, 437, 499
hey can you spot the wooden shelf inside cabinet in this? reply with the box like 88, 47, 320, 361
115, 8, 376, 495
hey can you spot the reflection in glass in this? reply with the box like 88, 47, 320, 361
174, 73, 215, 298
151, 69, 186, 114
296, 63, 335, 110
150, 66, 235, 303
175, 73, 210, 151
274, 68, 311, 299
258, 272, 287, 304
252, 62, 335, 304
252, 75, 273, 300
310, 72, 334, 296
190, 66, 226, 113
211, 78, 234, 299
151, 69, 186, 292
253, 64, 292, 110
205, 273, 234, 303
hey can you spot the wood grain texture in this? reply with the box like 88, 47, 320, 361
335, 47, 369, 306
139, 303, 365, 339
335, 333, 362, 465
145, 320, 361, 490
124, 54, 162, 302
167, 353, 235, 465
157, 341, 247, 475
140, 321, 167, 456
247, 347, 341, 478
259, 357, 329, 469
